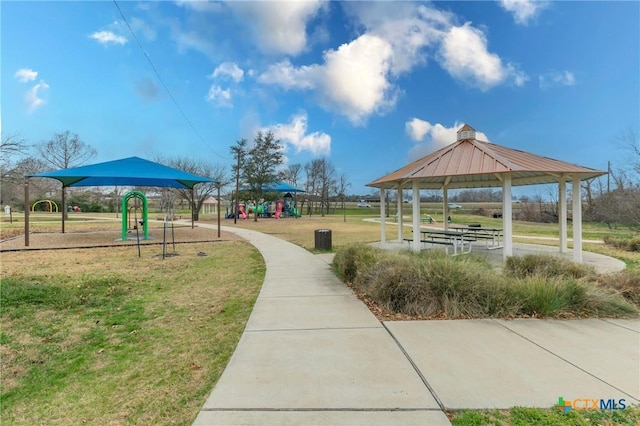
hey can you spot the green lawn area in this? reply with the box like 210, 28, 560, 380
1, 240, 263, 425
1, 210, 638, 425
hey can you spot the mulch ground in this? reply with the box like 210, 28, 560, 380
0, 224, 241, 251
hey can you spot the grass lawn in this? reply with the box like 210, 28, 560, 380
449, 406, 640, 425
2, 212, 638, 425
0, 239, 264, 425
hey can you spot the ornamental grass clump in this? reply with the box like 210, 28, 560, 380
597, 269, 640, 305
332, 244, 384, 283
333, 244, 639, 319
604, 235, 640, 252
504, 254, 596, 280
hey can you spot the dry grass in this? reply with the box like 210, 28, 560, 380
208, 214, 392, 250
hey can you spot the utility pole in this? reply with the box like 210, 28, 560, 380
230, 139, 246, 225
234, 154, 240, 224
607, 160, 611, 193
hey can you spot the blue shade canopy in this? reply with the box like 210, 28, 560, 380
27, 156, 214, 189
262, 182, 305, 193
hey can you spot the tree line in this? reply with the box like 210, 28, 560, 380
1, 130, 350, 220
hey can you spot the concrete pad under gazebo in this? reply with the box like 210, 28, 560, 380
366, 124, 607, 263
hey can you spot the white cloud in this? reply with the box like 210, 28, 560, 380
265, 113, 331, 156
344, 2, 451, 75
539, 71, 576, 90
14, 68, 38, 83
406, 118, 432, 142
25, 80, 50, 112
406, 120, 489, 160
258, 60, 318, 90
258, 3, 527, 125
227, 0, 326, 56
89, 30, 128, 45
210, 62, 244, 83
205, 85, 232, 107
499, 0, 549, 25
259, 34, 396, 125
438, 23, 527, 91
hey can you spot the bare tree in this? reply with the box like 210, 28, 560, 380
159, 156, 228, 221
1, 133, 28, 172
279, 163, 302, 187
304, 158, 337, 216
618, 128, 640, 175
337, 173, 350, 222
1, 133, 31, 205
1, 156, 56, 208
35, 131, 96, 219
36, 131, 96, 169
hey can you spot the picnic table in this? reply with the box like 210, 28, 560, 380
450, 225, 504, 250
404, 229, 473, 255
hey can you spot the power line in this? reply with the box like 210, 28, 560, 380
112, 0, 227, 160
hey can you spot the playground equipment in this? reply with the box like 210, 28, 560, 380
274, 200, 283, 219
121, 190, 149, 241
31, 199, 59, 213
238, 203, 247, 219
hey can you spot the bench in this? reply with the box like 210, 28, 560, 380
404, 232, 472, 255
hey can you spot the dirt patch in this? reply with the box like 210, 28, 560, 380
1, 224, 241, 251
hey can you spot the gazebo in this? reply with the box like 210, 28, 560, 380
366, 124, 606, 262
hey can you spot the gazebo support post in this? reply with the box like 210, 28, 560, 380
559, 176, 568, 252
572, 176, 583, 262
24, 178, 30, 247
443, 186, 449, 230
380, 188, 386, 244
412, 181, 420, 253
502, 173, 513, 260
396, 184, 403, 242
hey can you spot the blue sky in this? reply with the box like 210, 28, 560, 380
2, 1, 639, 196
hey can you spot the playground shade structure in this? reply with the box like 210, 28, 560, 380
23, 156, 215, 246
28, 156, 214, 188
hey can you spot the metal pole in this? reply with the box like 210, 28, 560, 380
217, 184, 221, 238
191, 187, 195, 229
24, 178, 30, 247
61, 187, 66, 233
234, 154, 240, 224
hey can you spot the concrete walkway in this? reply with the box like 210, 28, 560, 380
193, 224, 639, 425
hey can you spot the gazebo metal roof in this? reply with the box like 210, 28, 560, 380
367, 131, 605, 189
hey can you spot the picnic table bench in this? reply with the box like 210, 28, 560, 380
404, 229, 473, 255
450, 225, 503, 249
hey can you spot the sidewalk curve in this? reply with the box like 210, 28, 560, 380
192, 224, 451, 425
192, 223, 639, 424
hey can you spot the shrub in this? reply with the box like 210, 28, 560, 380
332, 244, 383, 283
356, 255, 433, 315
597, 269, 640, 305
604, 235, 640, 252
505, 254, 595, 280
334, 244, 639, 319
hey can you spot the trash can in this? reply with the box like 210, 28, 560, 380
314, 229, 332, 250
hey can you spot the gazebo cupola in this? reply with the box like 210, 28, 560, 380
457, 124, 476, 141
